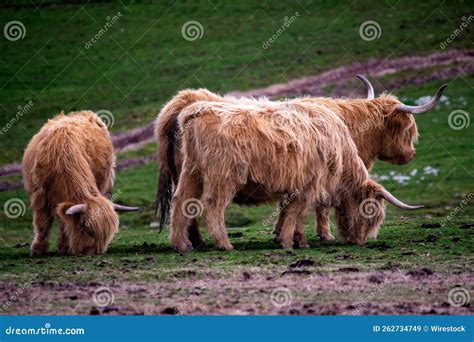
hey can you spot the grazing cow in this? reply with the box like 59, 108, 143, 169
23, 111, 138, 256
168, 99, 422, 253
155, 78, 446, 246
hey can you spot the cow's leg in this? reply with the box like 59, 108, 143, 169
169, 170, 201, 254
293, 210, 309, 248
202, 181, 234, 251
30, 193, 53, 256
57, 222, 70, 255
278, 200, 307, 249
187, 219, 205, 248
315, 206, 334, 240
272, 201, 286, 242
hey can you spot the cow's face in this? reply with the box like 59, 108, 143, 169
378, 107, 418, 165
335, 180, 385, 244
57, 198, 119, 255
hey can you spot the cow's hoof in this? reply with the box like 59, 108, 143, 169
318, 233, 335, 241
174, 242, 194, 255
216, 242, 234, 251
30, 249, 46, 257
30, 244, 47, 257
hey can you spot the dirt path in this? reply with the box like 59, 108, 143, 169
1, 49, 473, 191
1, 268, 472, 315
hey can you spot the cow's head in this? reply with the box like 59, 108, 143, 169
57, 196, 138, 255
335, 178, 423, 244
357, 75, 447, 166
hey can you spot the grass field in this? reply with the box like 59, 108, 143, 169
0, 1, 473, 315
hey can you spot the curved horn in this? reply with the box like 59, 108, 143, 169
66, 204, 87, 215
112, 204, 139, 212
396, 84, 448, 115
356, 74, 375, 99
380, 189, 423, 210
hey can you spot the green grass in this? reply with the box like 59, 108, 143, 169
0, 1, 473, 314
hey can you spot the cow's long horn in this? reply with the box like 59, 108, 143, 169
381, 189, 423, 210
395, 84, 448, 114
356, 74, 374, 99
66, 204, 87, 215
112, 204, 139, 212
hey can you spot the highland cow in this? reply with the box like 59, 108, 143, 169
155, 78, 446, 246
168, 100, 422, 253
22, 111, 138, 256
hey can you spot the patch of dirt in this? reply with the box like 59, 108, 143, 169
1, 270, 472, 315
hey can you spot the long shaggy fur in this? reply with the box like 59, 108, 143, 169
155, 88, 417, 244
22, 111, 118, 256
169, 100, 386, 253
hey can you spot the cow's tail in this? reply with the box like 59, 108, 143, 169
154, 89, 223, 231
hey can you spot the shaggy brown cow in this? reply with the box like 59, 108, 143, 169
168, 99, 422, 253
23, 111, 138, 256
155, 78, 446, 245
